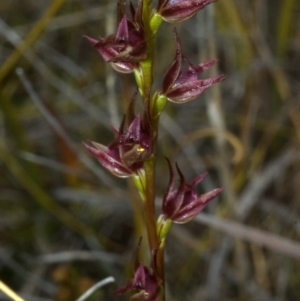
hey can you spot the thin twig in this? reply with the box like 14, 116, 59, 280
0, 281, 26, 301
36, 251, 122, 264
195, 212, 300, 260
19, 151, 78, 175
74, 277, 115, 301
237, 148, 296, 219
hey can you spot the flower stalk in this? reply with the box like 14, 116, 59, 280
144, 158, 159, 253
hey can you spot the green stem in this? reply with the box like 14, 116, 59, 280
139, 5, 160, 97
157, 239, 165, 293
144, 158, 159, 252
139, 2, 158, 254
140, 59, 153, 96
139, 30, 156, 97
139, 5, 165, 300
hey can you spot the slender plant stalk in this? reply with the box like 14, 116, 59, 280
144, 158, 159, 252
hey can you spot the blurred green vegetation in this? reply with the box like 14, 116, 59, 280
0, 0, 300, 301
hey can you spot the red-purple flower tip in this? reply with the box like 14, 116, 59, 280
83, 103, 154, 178
162, 159, 223, 223
160, 28, 226, 103
157, 0, 217, 23
84, 1, 146, 73
116, 263, 160, 301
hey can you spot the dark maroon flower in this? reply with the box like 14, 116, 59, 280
116, 263, 160, 301
162, 159, 222, 223
84, 1, 146, 73
157, 0, 217, 23
160, 28, 226, 103
83, 99, 154, 177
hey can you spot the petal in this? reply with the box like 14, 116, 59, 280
144, 273, 160, 301
173, 188, 223, 223
84, 34, 140, 69
200, 74, 227, 86
166, 81, 212, 103
116, 15, 129, 43
172, 184, 198, 218
189, 172, 208, 187
83, 142, 132, 177
125, 115, 141, 143
198, 187, 223, 204
99, 45, 124, 62
111, 61, 135, 73
163, 192, 186, 220
160, 0, 217, 23
162, 159, 185, 219
193, 59, 219, 74
172, 205, 204, 223
83, 35, 99, 47
133, 264, 147, 289
176, 59, 218, 85
162, 28, 182, 93
127, 92, 138, 124
166, 74, 226, 103
175, 65, 198, 86
163, 163, 187, 218
162, 158, 176, 212
84, 35, 119, 62
109, 39, 146, 63
165, 158, 175, 193
181, 184, 198, 207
